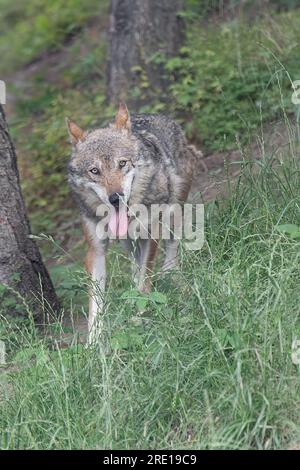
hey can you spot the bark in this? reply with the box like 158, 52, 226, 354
107, 0, 184, 106
0, 105, 59, 321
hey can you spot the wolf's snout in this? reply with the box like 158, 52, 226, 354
109, 192, 124, 207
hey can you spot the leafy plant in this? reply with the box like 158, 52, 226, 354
120, 288, 168, 311
165, 11, 300, 150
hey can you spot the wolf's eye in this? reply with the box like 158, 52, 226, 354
90, 167, 100, 175
119, 160, 127, 168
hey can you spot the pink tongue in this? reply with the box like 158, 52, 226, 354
108, 208, 128, 237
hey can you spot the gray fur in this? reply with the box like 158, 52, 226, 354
68, 113, 197, 219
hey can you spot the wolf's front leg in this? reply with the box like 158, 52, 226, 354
137, 239, 158, 294
83, 219, 107, 345
87, 250, 106, 345
162, 239, 180, 272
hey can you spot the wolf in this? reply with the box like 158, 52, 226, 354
66, 102, 201, 344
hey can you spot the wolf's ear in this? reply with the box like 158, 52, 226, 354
115, 101, 131, 132
66, 117, 86, 144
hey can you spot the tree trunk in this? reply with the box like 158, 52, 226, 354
107, 0, 184, 106
0, 105, 59, 321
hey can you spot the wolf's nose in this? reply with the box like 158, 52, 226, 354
109, 192, 124, 207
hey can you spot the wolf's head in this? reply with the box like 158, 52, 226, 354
67, 102, 138, 206
67, 103, 138, 235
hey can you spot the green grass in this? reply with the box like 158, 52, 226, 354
1, 139, 300, 449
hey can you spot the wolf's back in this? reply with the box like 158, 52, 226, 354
131, 113, 190, 165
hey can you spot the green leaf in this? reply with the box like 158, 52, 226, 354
111, 330, 143, 351
136, 298, 149, 310
216, 328, 237, 350
277, 224, 300, 238
0, 284, 7, 294
148, 292, 168, 304
10, 272, 21, 283
120, 289, 141, 301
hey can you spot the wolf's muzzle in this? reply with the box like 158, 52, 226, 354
109, 192, 124, 207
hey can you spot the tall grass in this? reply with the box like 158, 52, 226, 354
1, 130, 300, 449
